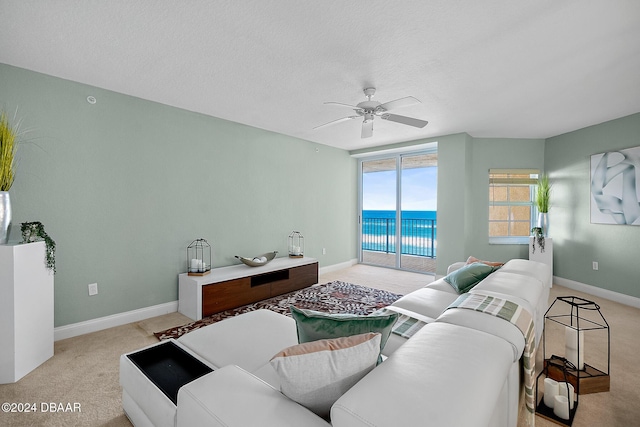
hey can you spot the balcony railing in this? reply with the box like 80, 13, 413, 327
362, 217, 437, 258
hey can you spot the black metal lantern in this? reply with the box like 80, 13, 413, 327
288, 231, 304, 258
187, 238, 212, 276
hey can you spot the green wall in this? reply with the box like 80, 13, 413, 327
3, 61, 636, 328
545, 113, 640, 298
434, 133, 472, 273
0, 64, 357, 327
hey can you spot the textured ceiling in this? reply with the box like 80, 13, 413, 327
1, 1, 639, 151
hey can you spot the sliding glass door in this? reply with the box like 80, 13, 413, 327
361, 157, 398, 269
359, 151, 437, 273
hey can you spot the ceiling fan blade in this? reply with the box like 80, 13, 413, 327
381, 113, 428, 128
378, 96, 421, 111
324, 101, 364, 111
361, 120, 373, 138
313, 116, 359, 130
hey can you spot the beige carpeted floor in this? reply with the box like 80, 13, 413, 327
0, 264, 638, 426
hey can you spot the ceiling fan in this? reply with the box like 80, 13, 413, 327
314, 87, 428, 138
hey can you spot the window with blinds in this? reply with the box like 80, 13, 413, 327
489, 169, 539, 242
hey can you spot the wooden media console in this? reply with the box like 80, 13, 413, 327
178, 257, 318, 320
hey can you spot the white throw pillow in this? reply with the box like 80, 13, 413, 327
269, 332, 381, 419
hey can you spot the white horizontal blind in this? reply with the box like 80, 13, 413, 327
489, 169, 539, 185
489, 169, 539, 241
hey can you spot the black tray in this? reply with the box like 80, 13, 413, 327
127, 341, 213, 404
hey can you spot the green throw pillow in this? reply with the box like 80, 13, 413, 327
289, 306, 398, 359
443, 262, 498, 293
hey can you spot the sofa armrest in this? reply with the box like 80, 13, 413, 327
447, 261, 466, 275
177, 365, 330, 427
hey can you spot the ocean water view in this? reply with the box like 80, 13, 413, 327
362, 210, 437, 257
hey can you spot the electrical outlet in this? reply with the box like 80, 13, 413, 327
88, 283, 98, 296
322, 248, 326, 255
592, 262, 599, 271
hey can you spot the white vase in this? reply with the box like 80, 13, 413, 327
537, 212, 549, 237
0, 191, 11, 244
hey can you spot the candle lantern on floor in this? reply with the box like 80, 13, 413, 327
288, 231, 304, 258
187, 238, 211, 276
535, 296, 610, 426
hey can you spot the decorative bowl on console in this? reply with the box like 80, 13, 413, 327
235, 251, 278, 267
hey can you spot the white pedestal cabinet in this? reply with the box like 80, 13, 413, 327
529, 236, 553, 283
0, 241, 54, 383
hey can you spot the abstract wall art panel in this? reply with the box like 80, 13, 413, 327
590, 145, 640, 225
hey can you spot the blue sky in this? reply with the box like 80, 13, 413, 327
363, 167, 437, 211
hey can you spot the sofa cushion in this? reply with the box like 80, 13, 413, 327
443, 262, 498, 293
470, 272, 543, 311
270, 333, 381, 419
331, 322, 514, 427
390, 288, 459, 321
436, 308, 525, 362
499, 258, 552, 288
423, 277, 460, 294
177, 309, 298, 372
289, 306, 398, 358
470, 271, 547, 347
177, 365, 331, 427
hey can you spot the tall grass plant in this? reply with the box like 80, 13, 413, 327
0, 111, 19, 191
535, 174, 551, 213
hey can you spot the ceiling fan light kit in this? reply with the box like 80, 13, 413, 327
315, 87, 428, 138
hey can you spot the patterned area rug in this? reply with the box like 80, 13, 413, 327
154, 281, 402, 340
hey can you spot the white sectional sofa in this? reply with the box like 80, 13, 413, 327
120, 258, 551, 427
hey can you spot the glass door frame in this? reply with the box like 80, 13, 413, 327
356, 143, 437, 271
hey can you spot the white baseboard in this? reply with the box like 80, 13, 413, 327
554, 276, 640, 310
319, 258, 358, 276
54, 258, 360, 341
54, 301, 178, 342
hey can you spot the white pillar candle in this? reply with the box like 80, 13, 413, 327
565, 327, 584, 370
191, 259, 199, 270
558, 382, 575, 409
553, 395, 570, 420
543, 378, 559, 408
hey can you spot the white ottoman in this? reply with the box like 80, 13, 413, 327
120, 339, 212, 427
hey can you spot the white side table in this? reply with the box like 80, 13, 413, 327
0, 241, 54, 383
529, 236, 553, 282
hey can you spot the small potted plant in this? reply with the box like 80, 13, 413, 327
21, 221, 56, 273
531, 226, 545, 253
